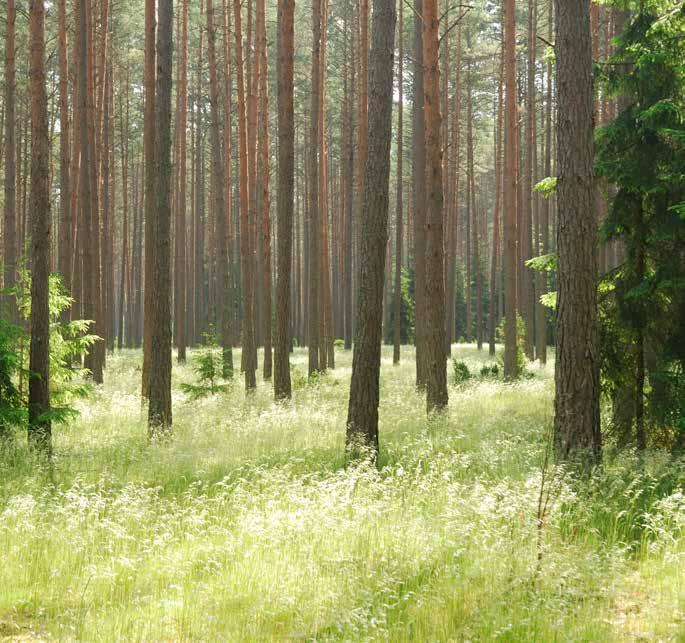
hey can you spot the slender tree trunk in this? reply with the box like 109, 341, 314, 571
57, 0, 71, 304
175, 0, 189, 363
503, 0, 519, 379
553, 0, 601, 464
148, 0, 174, 433
274, 0, 295, 399
257, 0, 272, 379
207, 0, 234, 376
445, 20, 462, 356
233, 0, 257, 390
27, 0, 52, 455
413, 0, 427, 389
346, 0, 396, 454
141, 0, 156, 398
423, 0, 448, 412
2, 0, 17, 323
393, 2, 404, 365
489, 40, 504, 356
307, 0, 322, 376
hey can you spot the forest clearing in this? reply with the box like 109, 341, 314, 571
0, 345, 683, 640
1, 0, 685, 639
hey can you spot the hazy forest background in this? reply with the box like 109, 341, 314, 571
0, 0, 684, 639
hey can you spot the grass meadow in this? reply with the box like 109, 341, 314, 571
0, 345, 683, 641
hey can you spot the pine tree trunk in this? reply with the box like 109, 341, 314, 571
57, 0, 71, 306
553, 0, 601, 464
207, 0, 234, 377
274, 0, 295, 399
307, 0, 322, 376
27, 0, 52, 455
148, 0, 174, 433
346, 0, 396, 454
257, 0, 272, 379
413, 0, 427, 389
503, 0, 519, 379
174, 0, 189, 363
2, 0, 17, 323
423, 0, 448, 412
233, 0, 257, 390
393, 3, 404, 365
141, 0, 156, 398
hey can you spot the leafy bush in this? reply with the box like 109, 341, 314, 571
452, 360, 471, 385
480, 363, 499, 378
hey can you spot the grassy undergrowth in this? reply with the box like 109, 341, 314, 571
0, 345, 683, 641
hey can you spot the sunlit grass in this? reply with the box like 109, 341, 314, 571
0, 345, 683, 640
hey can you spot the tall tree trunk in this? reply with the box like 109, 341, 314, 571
27, 0, 52, 455
207, 0, 234, 377
233, 0, 257, 390
346, 0, 396, 454
257, 0, 272, 379
503, 0, 519, 379
423, 0, 448, 412
57, 0, 71, 305
553, 0, 601, 465
413, 0, 427, 389
2, 0, 17, 323
274, 0, 295, 399
307, 0, 322, 376
393, 2, 404, 365
343, 20, 356, 351
141, 0, 156, 398
489, 38, 504, 356
175, 0, 189, 363
445, 20, 462, 356
148, 0, 174, 432
522, 0, 537, 361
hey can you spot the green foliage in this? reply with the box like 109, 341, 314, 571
181, 337, 230, 400
452, 360, 471, 385
0, 271, 99, 432
480, 363, 499, 378
533, 176, 557, 198
596, 3, 685, 449
526, 253, 557, 274
0, 318, 26, 432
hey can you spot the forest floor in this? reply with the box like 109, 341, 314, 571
0, 345, 683, 641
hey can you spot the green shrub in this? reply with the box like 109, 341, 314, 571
452, 360, 471, 385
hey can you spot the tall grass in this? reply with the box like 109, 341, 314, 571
0, 346, 683, 640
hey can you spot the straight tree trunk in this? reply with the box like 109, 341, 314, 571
307, 0, 322, 376
141, 0, 156, 398
174, 0, 189, 363
274, 0, 295, 399
346, 0, 396, 454
413, 0, 427, 389
503, 0, 519, 379
148, 0, 174, 432
553, 0, 601, 464
489, 41, 504, 356
257, 0, 272, 379
27, 0, 52, 455
393, 2, 404, 365
423, 0, 448, 412
57, 0, 71, 303
2, 0, 17, 322
233, 0, 257, 390
207, 0, 234, 377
